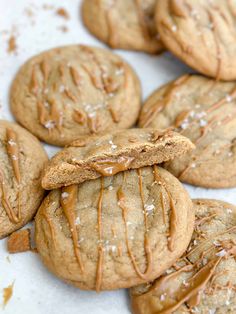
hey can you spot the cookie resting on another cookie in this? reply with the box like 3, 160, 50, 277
36, 166, 194, 291
0, 120, 48, 239
156, 0, 236, 80
41, 128, 194, 190
10, 45, 141, 146
139, 74, 236, 188
130, 199, 236, 314
82, 0, 164, 53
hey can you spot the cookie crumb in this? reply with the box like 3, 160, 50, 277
7, 35, 17, 54
57, 25, 69, 33
2, 282, 14, 308
7, 229, 31, 254
56, 8, 70, 20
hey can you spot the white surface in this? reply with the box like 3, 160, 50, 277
0, 0, 236, 313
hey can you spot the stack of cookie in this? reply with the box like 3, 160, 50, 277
1, 0, 236, 313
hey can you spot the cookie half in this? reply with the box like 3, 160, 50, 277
10, 45, 141, 146
36, 166, 194, 291
82, 0, 164, 54
130, 199, 236, 314
156, 0, 236, 80
0, 120, 48, 239
139, 74, 236, 188
41, 128, 194, 189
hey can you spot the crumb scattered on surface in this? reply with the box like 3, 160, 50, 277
57, 25, 69, 33
7, 229, 31, 254
2, 282, 14, 308
56, 8, 70, 20
7, 35, 17, 54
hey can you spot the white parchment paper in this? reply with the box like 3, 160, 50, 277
0, 1, 235, 313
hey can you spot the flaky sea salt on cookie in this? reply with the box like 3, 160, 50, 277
82, 0, 164, 54
36, 166, 194, 291
130, 199, 236, 314
156, 0, 236, 80
139, 74, 236, 188
41, 128, 194, 189
0, 120, 48, 239
10, 45, 141, 146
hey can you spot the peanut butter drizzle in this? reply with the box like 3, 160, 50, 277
207, 10, 222, 81
108, 105, 120, 123
87, 115, 99, 134
30, 65, 39, 95
64, 88, 78, 102
105, 2, 117, 48
134, 0, 152, 41
0, 171, 19, 223
6, 128, 21, 183
170, 0, 188, 17
91, 156, 135, 176
60, 185, 84, 273
117, 182, 153, 280
96, 177, 104, 292
153, 165, 177, 252
41, 211, 56, 246
132, 257, 222, 314
70, 66, 81, 87
2, 282, 14, 308
73, 109, 87, 125
40, 59, 50, 84
37, 101, 47, 125
140, 74, 190, 128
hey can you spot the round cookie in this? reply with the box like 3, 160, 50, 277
10, 45, 141, 146
156, 0, 236, 81
41, 128, 194, 189
0, 120, 48, 239
139, 74, 236, 188
35, 166, 194, 291
130, 199, 236, 314
82, 0, 164, 54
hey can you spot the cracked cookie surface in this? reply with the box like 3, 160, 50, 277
10, 45, 141, 146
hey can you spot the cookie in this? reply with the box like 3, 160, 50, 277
82, 0, 164, 54
41, 128, 194, 189
36, 165, 194, 291
10, 45, 141, 146
130, 199, 236, 314
139, 74, 236, 188
156, 0, 236, 81
0, 120, 48, 239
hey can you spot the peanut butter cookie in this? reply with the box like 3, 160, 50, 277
41, 128, 194, 189
35, 166, 194, 291
10, 45, 141, 146
0, 120, 48, 239
82, 0, 164, 53
130, 199, 236, 314
139, 74, 236, 188
156, 0, 236, 80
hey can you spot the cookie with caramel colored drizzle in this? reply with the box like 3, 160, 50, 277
0, 120, 48, 239
156, 0, 236, 80
139, 74, 236, 188
82, 0, 164, 54
10, 45, 141, 146
130, 199, 236, 314
35, 166, 193, 291
41, 128, 194, 190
